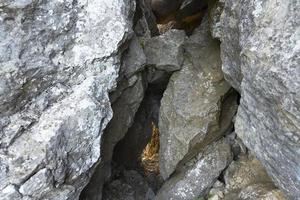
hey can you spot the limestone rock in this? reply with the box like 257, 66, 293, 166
214, 0, 300, 198
155, 139, 233, 200
80, 40, 147, 199
237, 183, 286, 200
144, 30, 186, 72
207, 153, 286, 200
0, 0, 135, 199
121, 36, 147, 79
224, 154, 273, 192
158, 18, 233, 179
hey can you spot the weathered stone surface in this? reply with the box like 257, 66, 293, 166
155, 139, 233, 200
121, 36, 147, 79
214, 0, 300, 198
144, 29, 186, 72
224, 154, 272, 192
0, 0, 134, 199
159, 18, 233, 179
207, 153, 286, 200
80, 40, 147, 199
237, 183, 286, 200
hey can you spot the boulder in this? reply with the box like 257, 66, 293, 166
155, 139, 233, 200
224, 154, 273, 192
213, 0, 300, 198
80, 36, 147, 199
158, 18, 235, 179
0, 0, 134, 199
144, 30, 186, 72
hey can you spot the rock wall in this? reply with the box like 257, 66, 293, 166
211, 0, 300, 198
0, 0, 299, 199
0, 0, 134, 199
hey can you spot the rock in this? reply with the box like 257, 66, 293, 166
135, 0, 159, 37
207, 181, 225, 200
223, 183, 286, 200
237, 183, 286, 200
0, 0, 135, 199
80, 47, 147, 199
158, 17, 234, 179
155, 139, 233, 200
121, 36, 147, 79
214, 0, 300, 198
224, 154, 273, 192
103, 170, 155, 200
207, 153, 286, 200
144, 29, 186, 72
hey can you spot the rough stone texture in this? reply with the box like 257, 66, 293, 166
213, 0, 300, 198
223, 183, 286, 200
155, 139, 233, 200
236, 183, 286, 200
80, 36, 147, 200
0, 0, 134, 199
144, 29, 186, 72
207, 153, 286, 200
158, 18, 234, 179
224, 154, 273, 192
103, 170, 155, 200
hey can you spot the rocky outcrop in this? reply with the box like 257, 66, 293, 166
159, 18, 236, 179
207, 154, 286, 200
0, 0, 134, 199
80, 35, 147, 200
155, 139, 233, 200
144, 30, 186, 72
212, 0, 300, 198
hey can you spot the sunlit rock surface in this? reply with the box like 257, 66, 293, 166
158, 18, 234, 179
0, 0, 134, 199
155, 139, 232, 200
211, 0, 300, 198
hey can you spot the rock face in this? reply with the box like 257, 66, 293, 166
0, 0, 134, 199
213, 0, 300, 198
155, 139, 233, 200
80, 35, 147, 200
158, 18, 235, 179
144, 29, 186, 72
221, 154, 286, 200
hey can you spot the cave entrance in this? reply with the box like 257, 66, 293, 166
103, 75, 171, 199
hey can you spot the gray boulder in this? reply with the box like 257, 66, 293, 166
0, 0, 134, 199
214, 0, 300, 198
80, 34, 147, 200
155, 139, 233, 200
144, 30, 186, 72
220, 154, 286, 200
158, 18, 234, 179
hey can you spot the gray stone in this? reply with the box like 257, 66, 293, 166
144, 29, 186, 72
224, 154, 273, 192
214, 0, 300, 198
121, 35, 147, 79
80, 40, 147, 200
0, 0, 135, 199
237, 183, 286, 200
155, 139, 233, 200
158, 18, 233, 179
